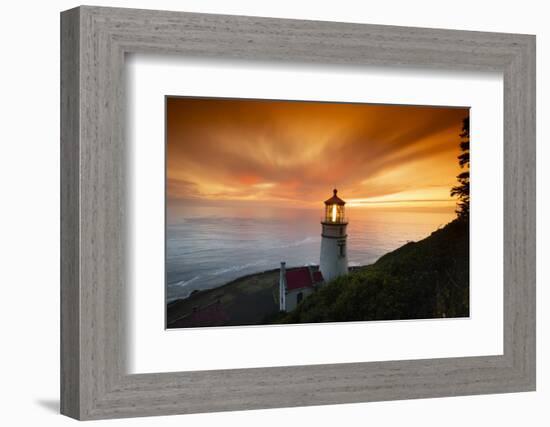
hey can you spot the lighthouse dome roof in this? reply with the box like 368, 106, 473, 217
324, 189, 345, 205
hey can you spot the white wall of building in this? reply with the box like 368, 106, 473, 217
320, 228, 349, 282
285, 287, 315, 312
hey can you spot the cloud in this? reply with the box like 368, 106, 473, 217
166, 97, 468, 208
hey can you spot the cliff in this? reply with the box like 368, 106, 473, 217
274, 218, 469, 324
167, 218, 469, 328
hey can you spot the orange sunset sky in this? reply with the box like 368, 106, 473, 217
166, 97, 469, 211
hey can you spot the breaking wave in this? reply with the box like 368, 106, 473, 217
210, 260, 267, 276
272, 235, 320, 249
173, 276, 200, 288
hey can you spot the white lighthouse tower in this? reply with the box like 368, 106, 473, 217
319, 189, 349, 282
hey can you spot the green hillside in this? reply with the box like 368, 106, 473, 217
273, 218, 469, 324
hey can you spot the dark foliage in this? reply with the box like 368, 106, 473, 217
451, 117, 470, 220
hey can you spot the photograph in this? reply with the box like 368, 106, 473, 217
165, 97, 470, 329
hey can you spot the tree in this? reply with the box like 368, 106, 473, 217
451, 117, 470, 220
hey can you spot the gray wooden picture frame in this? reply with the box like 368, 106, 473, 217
60, 5, 536, 420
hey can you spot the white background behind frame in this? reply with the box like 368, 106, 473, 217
127, 54, 503, 374
2, 0, 547, 426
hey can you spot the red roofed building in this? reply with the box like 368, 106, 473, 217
279, 262, 324, 312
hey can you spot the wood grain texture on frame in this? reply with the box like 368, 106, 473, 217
60, 5, 536, 420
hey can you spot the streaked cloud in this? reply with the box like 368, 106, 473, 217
167, 97, 468, 210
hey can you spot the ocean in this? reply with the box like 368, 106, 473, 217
166, 206, 455, 302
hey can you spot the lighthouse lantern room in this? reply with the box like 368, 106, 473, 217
319, 189, 349, 282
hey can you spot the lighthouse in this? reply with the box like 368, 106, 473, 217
319, 189, 348, 282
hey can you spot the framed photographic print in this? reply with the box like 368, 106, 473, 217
61, 5, 536, 420
164, 97, 471, 329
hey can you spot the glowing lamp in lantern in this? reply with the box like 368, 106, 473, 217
323, 189, 346, 223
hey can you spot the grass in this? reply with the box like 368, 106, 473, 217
167, 269, 281, 328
